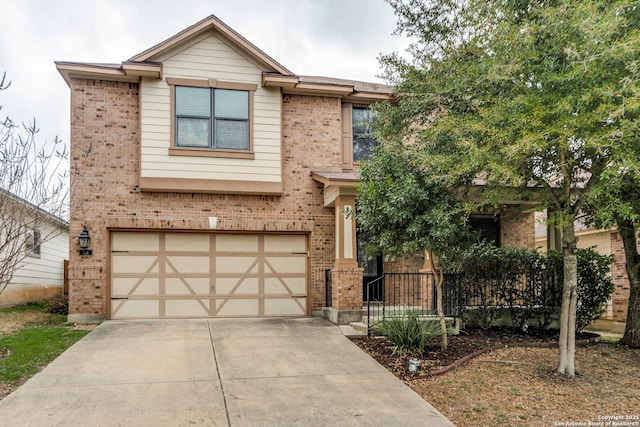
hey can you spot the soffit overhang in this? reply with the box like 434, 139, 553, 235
55, 61, 162, 87
263, 73, 393, 102
312, 171, 359, 207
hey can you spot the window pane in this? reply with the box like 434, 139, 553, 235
176, 86, 210, 116
467, 215, 500, 247
26, 230, 41, 255
177, 118, 210, 147
353, 108, 378, 161
215, 89, 248, 119
215, 120, 248, 150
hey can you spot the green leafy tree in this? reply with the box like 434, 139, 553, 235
357, 141, 472, 352
587, 173, 640, 348
378, 0, 640, 376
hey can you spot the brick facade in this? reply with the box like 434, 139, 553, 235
68, 80, 342, 320
610, 231, 631, 322
501, 209, 535, 249
67, 80, 538, 322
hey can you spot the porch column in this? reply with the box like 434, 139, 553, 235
419, 250, 435, 310
331, 194, 364, 310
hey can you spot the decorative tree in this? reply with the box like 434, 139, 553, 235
357, 141, 473, 351
377, 0, 640, 376
587, 173, 640, 348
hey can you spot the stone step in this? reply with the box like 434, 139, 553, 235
348, 321, 369, 334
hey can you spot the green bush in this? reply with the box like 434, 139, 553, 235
45, 296, 69, 315
456, 245, 614, 332
372, 310, 447, 355
576, 248, 615, 331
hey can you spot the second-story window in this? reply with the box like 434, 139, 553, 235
175, 86, 249, 151
352, 107, 378, 162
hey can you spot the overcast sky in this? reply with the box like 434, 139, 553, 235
0, 0, 410, 151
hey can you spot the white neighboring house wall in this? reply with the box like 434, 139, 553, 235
0, 205, 69, 307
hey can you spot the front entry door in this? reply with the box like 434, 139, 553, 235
357, 233, 383, 301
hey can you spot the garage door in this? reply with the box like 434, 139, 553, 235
110, 232, 308, 319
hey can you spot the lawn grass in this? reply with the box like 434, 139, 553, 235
0, 303, 90, 385
0, 301, 48, 313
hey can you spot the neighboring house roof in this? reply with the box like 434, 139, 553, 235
0, 189, 69, 230
55, 15, 393, 102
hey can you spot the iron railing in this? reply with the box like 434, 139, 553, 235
365, 272, 461, 334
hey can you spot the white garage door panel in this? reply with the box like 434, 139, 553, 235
165, 299, 209, 317
165, 278, 210, 295
167, 256, 210, 272
264, 277, 306, 294
216, 257, 258, 273
216, 299, 259, 317
112, 278, 160, 295
265, 299, 306, 316
216, 234, 259, 251
112, 299, 159, 318
265, 257, 306, 273
110, 232, 308, 319
112, 233, 159, 251
216, 277, 259, 294
112, 256, 159, 274
165, 233, 209, 251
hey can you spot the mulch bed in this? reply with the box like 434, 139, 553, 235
350, 327, 599, 380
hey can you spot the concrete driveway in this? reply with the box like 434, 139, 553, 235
0, 317, 454, 426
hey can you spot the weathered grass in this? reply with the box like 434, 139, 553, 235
0, 303, 89, 385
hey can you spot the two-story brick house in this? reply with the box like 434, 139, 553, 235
57, 15, 535, 324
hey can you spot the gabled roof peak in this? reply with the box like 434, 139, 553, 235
128, 14, 294, 76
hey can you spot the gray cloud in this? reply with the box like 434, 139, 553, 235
0, 0, 409, 152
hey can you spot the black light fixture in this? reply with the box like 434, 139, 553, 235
78, 226, 92, 256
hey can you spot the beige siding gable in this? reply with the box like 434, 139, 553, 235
140, 30, 283, 193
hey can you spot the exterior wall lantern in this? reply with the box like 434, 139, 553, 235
78, 226, 92, 256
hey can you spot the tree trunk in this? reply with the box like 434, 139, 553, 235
428, 250, 448, 352
557, 222, 578, 377
617, 218, 640, 348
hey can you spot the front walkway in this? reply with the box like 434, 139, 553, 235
0, 317, 454, 426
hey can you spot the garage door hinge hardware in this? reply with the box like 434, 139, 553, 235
111, 250, 130, 253
292, 252, 309, 255
111, 297, 129, 300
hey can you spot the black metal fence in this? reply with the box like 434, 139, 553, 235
365, 272, 461, 333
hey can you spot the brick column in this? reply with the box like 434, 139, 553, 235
331, 194, 363, 310
331, 267, 364, 310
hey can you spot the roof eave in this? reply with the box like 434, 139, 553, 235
122, 62, 163, 79
128, 15, 294, 76
263, 73, 394, 101
55, 61, 163, 86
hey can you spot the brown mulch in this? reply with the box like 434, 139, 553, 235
351, 328, 640, 427
350, 327, 599, 380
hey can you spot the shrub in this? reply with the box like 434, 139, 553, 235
456, 245, 614, 332
45, 295, 69, 315
372, 310, 447, 355
576, 248, 615, 331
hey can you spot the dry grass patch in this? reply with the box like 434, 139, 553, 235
411, 344, 640, 427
